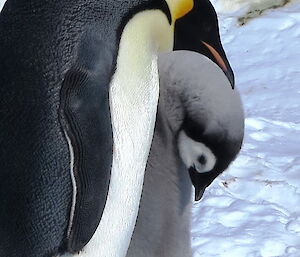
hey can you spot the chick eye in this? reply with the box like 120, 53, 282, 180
198, 155, 207, 165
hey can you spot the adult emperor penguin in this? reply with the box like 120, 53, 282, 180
0, 0, 234, 257
127, 51, 244, 257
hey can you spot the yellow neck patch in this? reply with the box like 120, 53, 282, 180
165, 0, 194, 21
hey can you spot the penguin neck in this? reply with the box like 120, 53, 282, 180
69, 10, 172, 257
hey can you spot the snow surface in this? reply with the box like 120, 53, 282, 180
1, 0, 299, 256
192, 1, 300, 257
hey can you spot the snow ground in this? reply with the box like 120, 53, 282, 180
192, 1, 300, 257
1, 0, 299, 256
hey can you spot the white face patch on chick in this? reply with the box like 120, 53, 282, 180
178, 131, 216, 173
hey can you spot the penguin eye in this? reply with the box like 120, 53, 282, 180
198, 154, 207, 165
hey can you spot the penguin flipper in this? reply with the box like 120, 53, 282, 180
59, 34, 114, 253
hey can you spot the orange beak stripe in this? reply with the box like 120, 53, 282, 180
202, 41, 228, 72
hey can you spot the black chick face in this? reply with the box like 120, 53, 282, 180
178, 117, 244, 201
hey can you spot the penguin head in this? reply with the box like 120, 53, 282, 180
174, 0, 235, 88
159, 50, 244, 202
178, 113, 244, 201
174, 51, 244, 201
179, 103, 244, 194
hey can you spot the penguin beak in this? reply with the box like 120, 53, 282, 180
200, 40, 235, 88
189, 167, 206, 201
173, 0, 235, 89
188, 167, 219, 201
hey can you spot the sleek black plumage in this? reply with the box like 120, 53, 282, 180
0, 1, 171, 256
